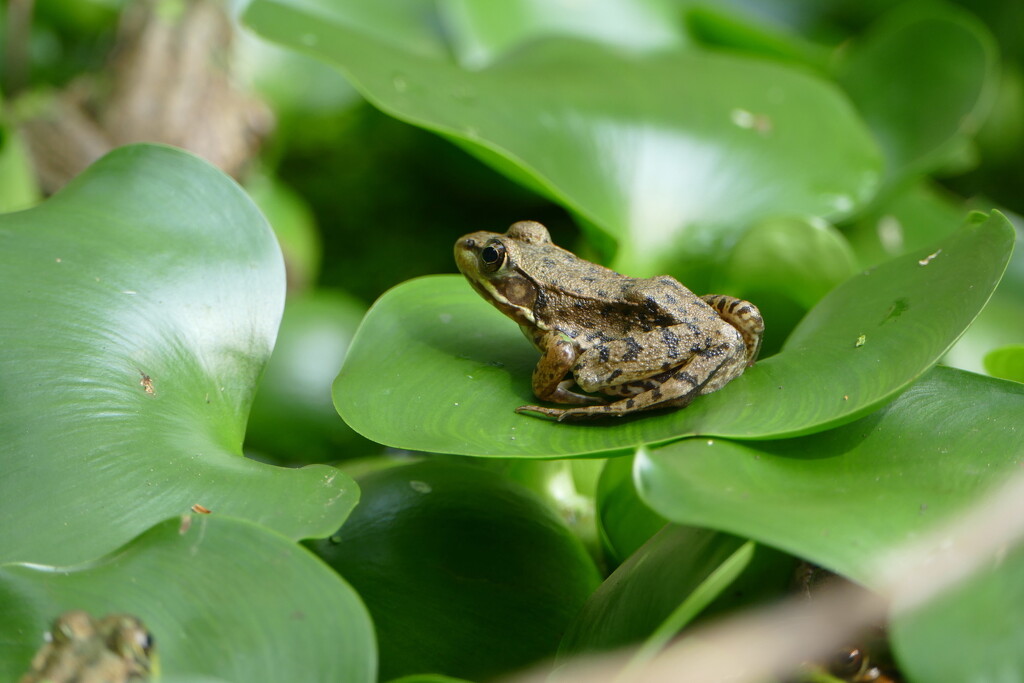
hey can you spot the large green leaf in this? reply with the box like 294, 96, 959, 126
334, 211, 1011, 457
0, 144, 358, 565
440, 0, 686, 68
634, 366, 1024, 584
307, 459, 601, 681
560, 526, 792, 658
244, 0, 881, 276
835, 4, 997, 185
0, 515, 375, 682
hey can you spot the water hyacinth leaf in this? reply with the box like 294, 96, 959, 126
307, 460, 601, 681
0, 515, 375, 683
244, 0, 881, 276
0, 144, 358, 565
334, 211, 1012, 456
634, 366, 1024, 584
835, 4, 997, 184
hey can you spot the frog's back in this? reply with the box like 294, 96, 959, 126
522, 248, 713, 339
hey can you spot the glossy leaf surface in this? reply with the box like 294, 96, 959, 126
0, 515, 375, 682
307, 459, 601, 681
244, 0, 881, 276
0, 145, 358, 565
635, 366, 1024, 584
334, 212, 1011, 457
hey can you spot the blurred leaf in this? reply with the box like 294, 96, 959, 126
683, 5, 831, 71
307, 459, 601, 681
716, 215, 858, 355
244, 0, 882, 277
334, 211, 1012, 456
843, 180, 967, 270
634, 366, 1024, 584
890, 539, 1024, 683
984, 344, 1024, 383
0, 144, 358, 565
0, 515, 375, 683
945, 222, 1024, 374
721, 217, 857, 310
835, 3, 997, 185
246, 171, 322, 290
440, 0, 685, 69
0, 123, 41, 212
597, 455, 668, 565
246, 289, 376, 463
560, 526, 792, 658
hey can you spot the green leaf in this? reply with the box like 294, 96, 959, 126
946, 231, 1024, 374
683, 5, 831, 72
560, 526, 791, 658
716, 215, 858, 355
246, 171, 323, 290
984, 344, 1024, 383
890, 540, 1024, 683
835, 4, 997, 184
306, 459, 601, 681
440, 0, 685, 69
335, 211, 1011, 457
597, 455, 668, 565
719, 216, 857, 311
0, 515, 375, 682
843, 180, 967, 270
0, 144, 358, 565
245, 289, 376, 463
634, 366, 1024, 584
0, 123, 40, 212
244, 0, 882, 275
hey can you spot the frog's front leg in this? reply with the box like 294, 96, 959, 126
522, 329, 606, 408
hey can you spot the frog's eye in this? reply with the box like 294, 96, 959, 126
480, 243, 506, 272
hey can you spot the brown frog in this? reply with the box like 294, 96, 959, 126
19, 611, 155, 683
454, 220, 763, 421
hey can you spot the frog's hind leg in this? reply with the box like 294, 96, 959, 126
519, 329, 744, 421
518, 360, 720, 421
702, 294, 764, 365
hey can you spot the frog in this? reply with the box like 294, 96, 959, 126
454, 220, 763, 421
19, 610, 156, 683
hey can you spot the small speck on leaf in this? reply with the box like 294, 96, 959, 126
191, 503, 211, 514
409, 480, 432, 494
855, 334, 866, 348
139, 372, 155, 395
918, 249, 942, 266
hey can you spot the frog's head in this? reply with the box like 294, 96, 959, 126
100, 615, 156, 676
454, 221, 552, 326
